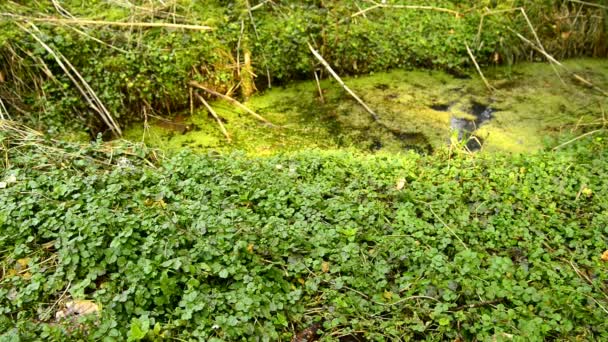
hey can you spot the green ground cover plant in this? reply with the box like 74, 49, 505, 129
1, 127, 607, 341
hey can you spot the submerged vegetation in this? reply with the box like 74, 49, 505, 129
1, 1, 608, 341
125, 59, 608, 154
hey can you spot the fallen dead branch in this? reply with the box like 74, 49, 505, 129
194, 93, 231, 142
465, 42, 494, 92
188, 81, 273, 125
307, 42, 379, 121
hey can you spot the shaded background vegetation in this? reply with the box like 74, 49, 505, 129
0, 0, 607, 136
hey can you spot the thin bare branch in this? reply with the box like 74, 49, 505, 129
465, 42, 494, 92
189, 81, 273, 125
195, 93, 231, 142
307, 42, 379, 121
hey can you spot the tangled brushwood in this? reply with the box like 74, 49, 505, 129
0, 1, 607, 136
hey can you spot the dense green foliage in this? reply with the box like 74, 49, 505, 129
1, 0, 606, 133
1, 130, 607, 340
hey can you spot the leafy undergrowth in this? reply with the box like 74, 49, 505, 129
1, 128, 608, 341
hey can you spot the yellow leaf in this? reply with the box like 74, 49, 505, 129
16, 258, 30, 271
582, 187, 593, 197
56, 300, 101, 320
246, 243, 254, 253
321, 261, 330, 273
297, 278, 305, 285
383, 291, 393, 301
601, 250, 608, 262
395, 178, 406, 190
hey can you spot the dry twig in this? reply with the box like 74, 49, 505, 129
465, 42, 494, 92
307, 42, 379, 121
194, 93, 231, 142
188, 81, 273, 125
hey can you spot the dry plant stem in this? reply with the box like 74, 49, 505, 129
465, 42, 494, 92
313, 70, 325, 103
195, 93, 231, 142
351, 1, 460, 18
510, 29, 608, 97
567, 0, 608, 9
475, 7, 564, 83
3, 14, 214, 31
236, 20, 245, 77
250, 0, 273, 11
245, 0, 272, 88
552, 129, 604, 150
518, 8, 565, 84
188, 81, 273, 125
67, 26, 129, 53
427, 205, 468, 250
307, 42, 379, 121
0, 98, 9, 120
18, 23, 121, 136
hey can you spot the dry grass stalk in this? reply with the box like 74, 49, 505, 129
313, 70, 325, 103
510, 28, 608, 97
308, 42, 379, 121
552, 129, 604, 150
18, 23, 122, 136
567, 0, 608, 10
245, 0, 272, 88
251, 0, 274, 11
66, 26, 129, 54
188, 81, 273, 125
352, 1, 460, 18
195, 93, 231, 143
0, 98, 9, 120
3, 14, 214, 31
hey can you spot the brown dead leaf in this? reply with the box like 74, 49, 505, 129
601, 250, 608, 262
321, 261, 330, 273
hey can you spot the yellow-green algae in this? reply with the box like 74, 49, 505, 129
123, 59, 608, 155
